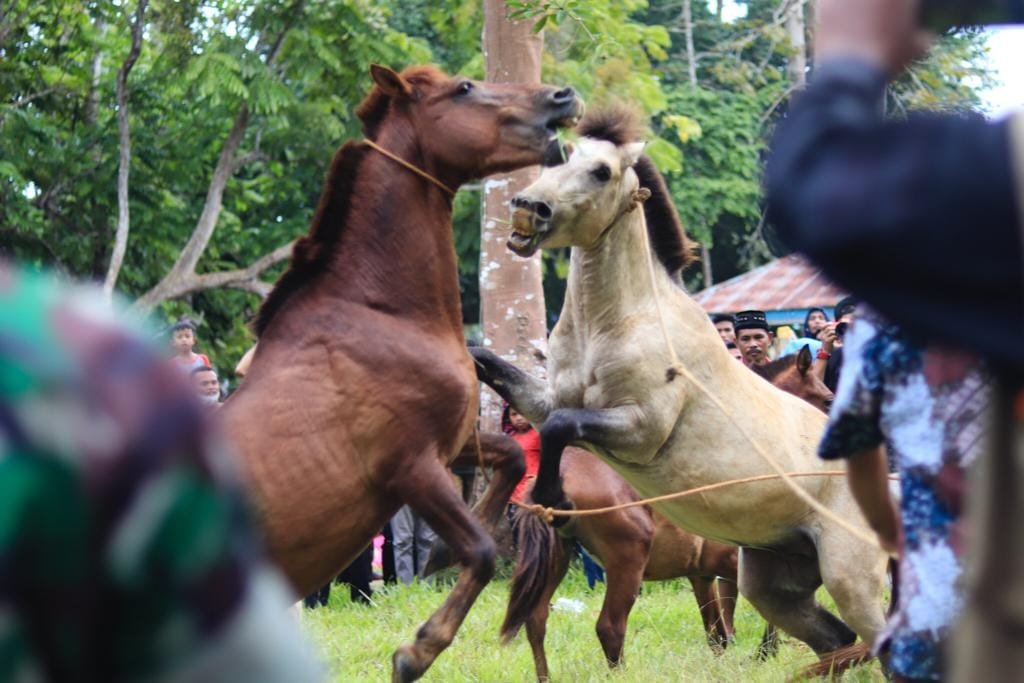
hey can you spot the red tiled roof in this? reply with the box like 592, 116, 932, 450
693, 254, 846, 314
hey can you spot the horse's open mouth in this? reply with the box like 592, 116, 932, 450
507, 207, 549, 257
508, 229, 542, 257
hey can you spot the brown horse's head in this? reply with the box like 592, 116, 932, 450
359, 65, 582, 185
754, 345, 834, 413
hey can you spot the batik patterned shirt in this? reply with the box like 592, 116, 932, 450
0, 266, 319, 682
819, 309, 990, 681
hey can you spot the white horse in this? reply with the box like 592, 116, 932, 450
471, 108, 886, 662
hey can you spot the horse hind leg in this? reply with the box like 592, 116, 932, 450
739, 546, 858, 656
595, 546, 646, 668
390, 452, 498, 683
816, 523, 888, 647
425, 431, 525, 576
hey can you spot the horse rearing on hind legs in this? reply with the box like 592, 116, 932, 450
471, 107, 887, 671
220, 64, 581, 682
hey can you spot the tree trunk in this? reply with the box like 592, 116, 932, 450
683, 0, 714, 287
103, 1, 147, 300
785, 0, 807, 88
479, 0, 547, 433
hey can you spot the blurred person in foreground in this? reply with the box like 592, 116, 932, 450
0, 265, 320, 682
765, 1, 1024, 680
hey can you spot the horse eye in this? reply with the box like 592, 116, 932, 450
592, 164, 611, 182
455, 81, 473, 96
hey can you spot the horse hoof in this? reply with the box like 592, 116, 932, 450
392, 644, 422, 683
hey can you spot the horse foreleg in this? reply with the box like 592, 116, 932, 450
469, 347, 552, 425
532, 406, 647, 513
390, 456, 497, 683
690, 576, 728, 652
425, 432, 526, 576
715, 578, 739, 645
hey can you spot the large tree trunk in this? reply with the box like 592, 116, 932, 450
479, 0, 547, 433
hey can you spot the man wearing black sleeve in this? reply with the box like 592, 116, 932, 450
765, 2, 1023, 680
766, 1, 1023, 372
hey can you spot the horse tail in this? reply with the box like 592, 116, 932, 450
500, 507, 561, 643
797, 642, 872, 678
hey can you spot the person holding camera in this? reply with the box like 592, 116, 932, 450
766, 1, 1024, 680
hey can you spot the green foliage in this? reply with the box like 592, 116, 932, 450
1, 0, 996, 357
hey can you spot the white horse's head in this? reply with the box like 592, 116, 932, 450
507, 130, 646, 257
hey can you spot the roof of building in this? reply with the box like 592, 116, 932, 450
693, 254, 847, 325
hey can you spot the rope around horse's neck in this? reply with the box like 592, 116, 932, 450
513, 470, 899, 524
519, 190, 887, 553
363, 139, 456, 198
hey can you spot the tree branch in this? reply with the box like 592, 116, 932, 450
103, 0, 148, 300
133, 0, 306, 312
129, 240, 294, 311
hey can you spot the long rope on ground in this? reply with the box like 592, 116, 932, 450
518, 191, 887, 553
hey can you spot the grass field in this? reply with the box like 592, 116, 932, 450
301, 563, 886, 682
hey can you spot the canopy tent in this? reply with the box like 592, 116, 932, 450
693, 254, 847, 327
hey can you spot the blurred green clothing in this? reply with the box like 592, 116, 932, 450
0, 266, 320, 682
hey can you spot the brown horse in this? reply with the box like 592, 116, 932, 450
504, 347, 832, 681
220, 64, 581, 682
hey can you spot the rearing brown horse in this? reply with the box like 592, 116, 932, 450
220, 64, 581, 682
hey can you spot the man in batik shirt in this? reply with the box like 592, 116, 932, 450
819, 308, 991, 682
0, 265, 320, 682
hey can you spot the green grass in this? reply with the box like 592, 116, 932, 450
300, 566, 886, 682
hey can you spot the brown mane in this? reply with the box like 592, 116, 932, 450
255, 66, 449, 336
751, 353, 799, 382
578, 107, 699, 277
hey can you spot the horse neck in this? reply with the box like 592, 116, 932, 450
562, 208, 675, 331
315, 127, 464, 333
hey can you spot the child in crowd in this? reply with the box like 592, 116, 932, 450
169, 319, 211, 373
504, 405, 541, 507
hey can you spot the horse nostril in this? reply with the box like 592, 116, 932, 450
534, 202, 553, 220
511, 196, 530, 209
550, 87, 576, 105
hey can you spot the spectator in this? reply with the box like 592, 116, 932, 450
191, 365, 222, 410
169, 319, 211, 374
819, 307, 991, 681
0, 265, 320, 682
734, 310, 773, 368
392, 505, 436, 585
725, 341, 743, 362
815, 296, 858, 393
504, 404, 541, 529
782, 307, 829, 357
712, 313, 737, 344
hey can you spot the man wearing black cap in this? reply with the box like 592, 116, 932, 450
734, 310, 773, 368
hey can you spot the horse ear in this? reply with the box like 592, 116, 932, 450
797, 344, 812, 374
621, 141, 646, 167
369, 64, 412, 98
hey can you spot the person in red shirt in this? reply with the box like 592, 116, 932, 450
505, 404, 541, 507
